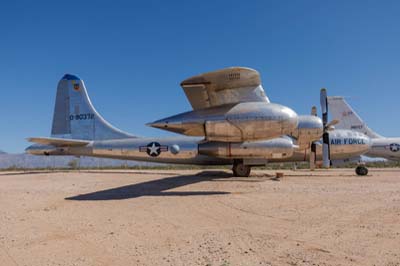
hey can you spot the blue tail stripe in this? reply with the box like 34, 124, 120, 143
62, 74, 80, 80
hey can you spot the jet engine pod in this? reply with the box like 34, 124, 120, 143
198, 137, 296, 159
148, 102, 298, 142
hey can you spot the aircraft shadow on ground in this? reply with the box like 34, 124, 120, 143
0, 170, 181, 177
65, 171, 232, 201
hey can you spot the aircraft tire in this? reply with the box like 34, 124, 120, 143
355, 165, 368, 176
232, 160, 251, 177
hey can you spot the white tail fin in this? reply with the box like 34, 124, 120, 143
327, 96, 382, 139
51, 74, 135, 140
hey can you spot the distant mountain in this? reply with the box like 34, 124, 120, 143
0, 153, 157, 169
0, 150, 6, 155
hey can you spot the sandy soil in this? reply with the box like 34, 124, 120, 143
0, 168, 399, 266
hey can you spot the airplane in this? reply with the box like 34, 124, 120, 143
329, 96, 400, 161
26, 67, 371, 176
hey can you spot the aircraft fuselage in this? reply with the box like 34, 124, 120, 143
366, 137, 400, 160
26, 129, 371, 166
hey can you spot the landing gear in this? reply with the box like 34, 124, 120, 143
232, 160, 251, 177
355, 165, 368, 176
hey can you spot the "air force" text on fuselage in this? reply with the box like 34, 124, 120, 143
331, 138, 366, 145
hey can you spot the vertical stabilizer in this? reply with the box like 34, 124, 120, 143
328, 96, 382, 139
51, 74, 136, 140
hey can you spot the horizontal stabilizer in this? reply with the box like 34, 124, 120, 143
27, 137, 90, 147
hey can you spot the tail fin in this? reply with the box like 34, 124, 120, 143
327, 96, 382, 139
51, 74, 135, 140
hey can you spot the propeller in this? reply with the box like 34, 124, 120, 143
309, 89, 339, 170
310, 106, 318, 170
320, 88, 339, 168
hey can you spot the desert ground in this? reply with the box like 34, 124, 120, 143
0, 168, 399, 266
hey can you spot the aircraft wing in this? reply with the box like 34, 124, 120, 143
180, 67, 270, 110
27, 137, 91, 147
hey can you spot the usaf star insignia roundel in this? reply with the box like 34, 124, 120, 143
389, 143, 400, 152
139, 142, 168, 157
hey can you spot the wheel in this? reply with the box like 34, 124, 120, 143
232, 160, 251, 177
355, 165, 368, 176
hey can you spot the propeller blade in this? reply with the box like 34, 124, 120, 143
320, 88, 330, 168
322, 132, 330, 168
310, 142, 316, 170
320, 88, 328, 126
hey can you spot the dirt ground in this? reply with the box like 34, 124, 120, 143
0, 168, 399, 266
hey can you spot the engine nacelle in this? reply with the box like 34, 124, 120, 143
198, 137, 296, 159
148, 102, 298, 142
291, 115, 323, 149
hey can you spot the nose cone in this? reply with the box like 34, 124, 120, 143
147, 116, 185, 134
146, 119, 173, 129
146, 110, 206, 136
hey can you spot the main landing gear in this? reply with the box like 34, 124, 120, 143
232, 159, 251, 177
355, 165, 368, 176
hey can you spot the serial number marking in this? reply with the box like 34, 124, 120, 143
351, 125, 363, 129
69, 113, 95, 120
228, 72, 240, 80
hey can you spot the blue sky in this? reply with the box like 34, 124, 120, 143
1, 0, 400, 153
